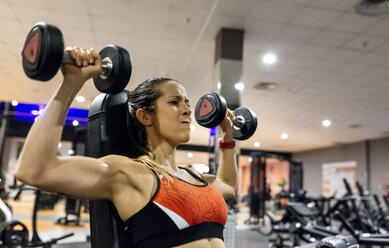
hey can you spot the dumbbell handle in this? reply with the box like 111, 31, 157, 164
62, 53, 113, 79
232, 115, 245, 129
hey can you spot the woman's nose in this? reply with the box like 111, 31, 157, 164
183, 105, 192, 116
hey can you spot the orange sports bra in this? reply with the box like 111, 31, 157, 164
124, 167, 228, 248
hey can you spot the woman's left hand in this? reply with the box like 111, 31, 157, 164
219, 109, 234, 140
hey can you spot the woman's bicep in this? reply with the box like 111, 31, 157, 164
19, 155, 120, 200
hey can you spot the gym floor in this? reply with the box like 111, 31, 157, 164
8, 191, 90, 247
8, 191, 268, 248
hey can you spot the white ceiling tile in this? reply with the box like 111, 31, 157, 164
168, 8, 209, 28
357, 53, 387, 67
89, 0, 131, 19
289, 7, 343, 29
93, 32, 137, 50
297, 45, 333, 59
51, 12, 92, 30
327, 13, 381, 33
343, 35, 387, 52
294, 68, 332, 82
276, 24, 320, 43
60, 28, 96, 48
163, 25, 199, 43
375, 41, 389, 54
10, 4, 55, 23
162, 40, 192, 54
129, 0, 173, 6
196, 37, 214, 56
169, 0, 216, 12
279, 55, 310, 70
7, 0, 50, 9
363, 18, 389, 38
48, 0, 89, 14
126, 3, 170, 25
310, 30, 354, 48
0, 2, 16, 19
91, 16, 134, 34
339, 61, 373, 76
274, 0, 312, 6
244, 22, 285, 40
306, 58, 345, 73
0, 42, 15, 60
215, 0, 260, 18
0, 18, 24, 34
250, 1, 303, 24
321, 48, 363, 62
364, 64, 389, 80
309, 0, 356, 11
2, 32, 25, 52
126, 22, 166, 40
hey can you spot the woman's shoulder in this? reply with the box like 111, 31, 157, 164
99, 154, 154, 176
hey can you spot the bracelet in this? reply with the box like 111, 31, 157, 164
219, 140, 235, 149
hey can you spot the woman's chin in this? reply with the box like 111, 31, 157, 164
178, 135, 190, 144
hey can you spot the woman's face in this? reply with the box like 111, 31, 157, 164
152, 80, 192, 145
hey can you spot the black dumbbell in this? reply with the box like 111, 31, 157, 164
21, 22, 132, 95
0, 220, 29, 247
195, 92, 258, 140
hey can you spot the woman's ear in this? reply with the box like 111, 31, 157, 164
136, 109, 153, 126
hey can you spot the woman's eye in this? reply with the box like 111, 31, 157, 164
170, 101, 178, 105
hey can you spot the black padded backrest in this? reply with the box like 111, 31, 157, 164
284, 202, 313, 225
286, 202, 313, 217
87, 91, 131, 248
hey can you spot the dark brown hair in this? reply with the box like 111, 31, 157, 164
127, 77, 174, 158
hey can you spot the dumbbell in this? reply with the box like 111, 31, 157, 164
0, 220, 29, 247
195, 92, 258, 140
21, 22, 132, 94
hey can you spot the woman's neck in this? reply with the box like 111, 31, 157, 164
149, 141, 178, 172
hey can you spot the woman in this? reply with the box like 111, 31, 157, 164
15, 47, 238, 248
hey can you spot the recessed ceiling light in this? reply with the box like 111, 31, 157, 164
254, 142, 260, 147
281, 133, 288, 139
349, 123, 361, 129
72, 120, 79, 126
262, 53, 277, 65
76, 96, 85, 103
234, 82, 244, 91
11, 100, 18, 106
322, 120, 331, 127
254, 82, 278, 91
187, 152, 193, 158
248, 157, 253, 163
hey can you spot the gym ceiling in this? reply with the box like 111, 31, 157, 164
0, 0, 388, 153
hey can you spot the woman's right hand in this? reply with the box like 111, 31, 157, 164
61, 47, 102, 86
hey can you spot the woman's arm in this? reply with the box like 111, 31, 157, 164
203, 109, 237, 199
15, 48, 125, 200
